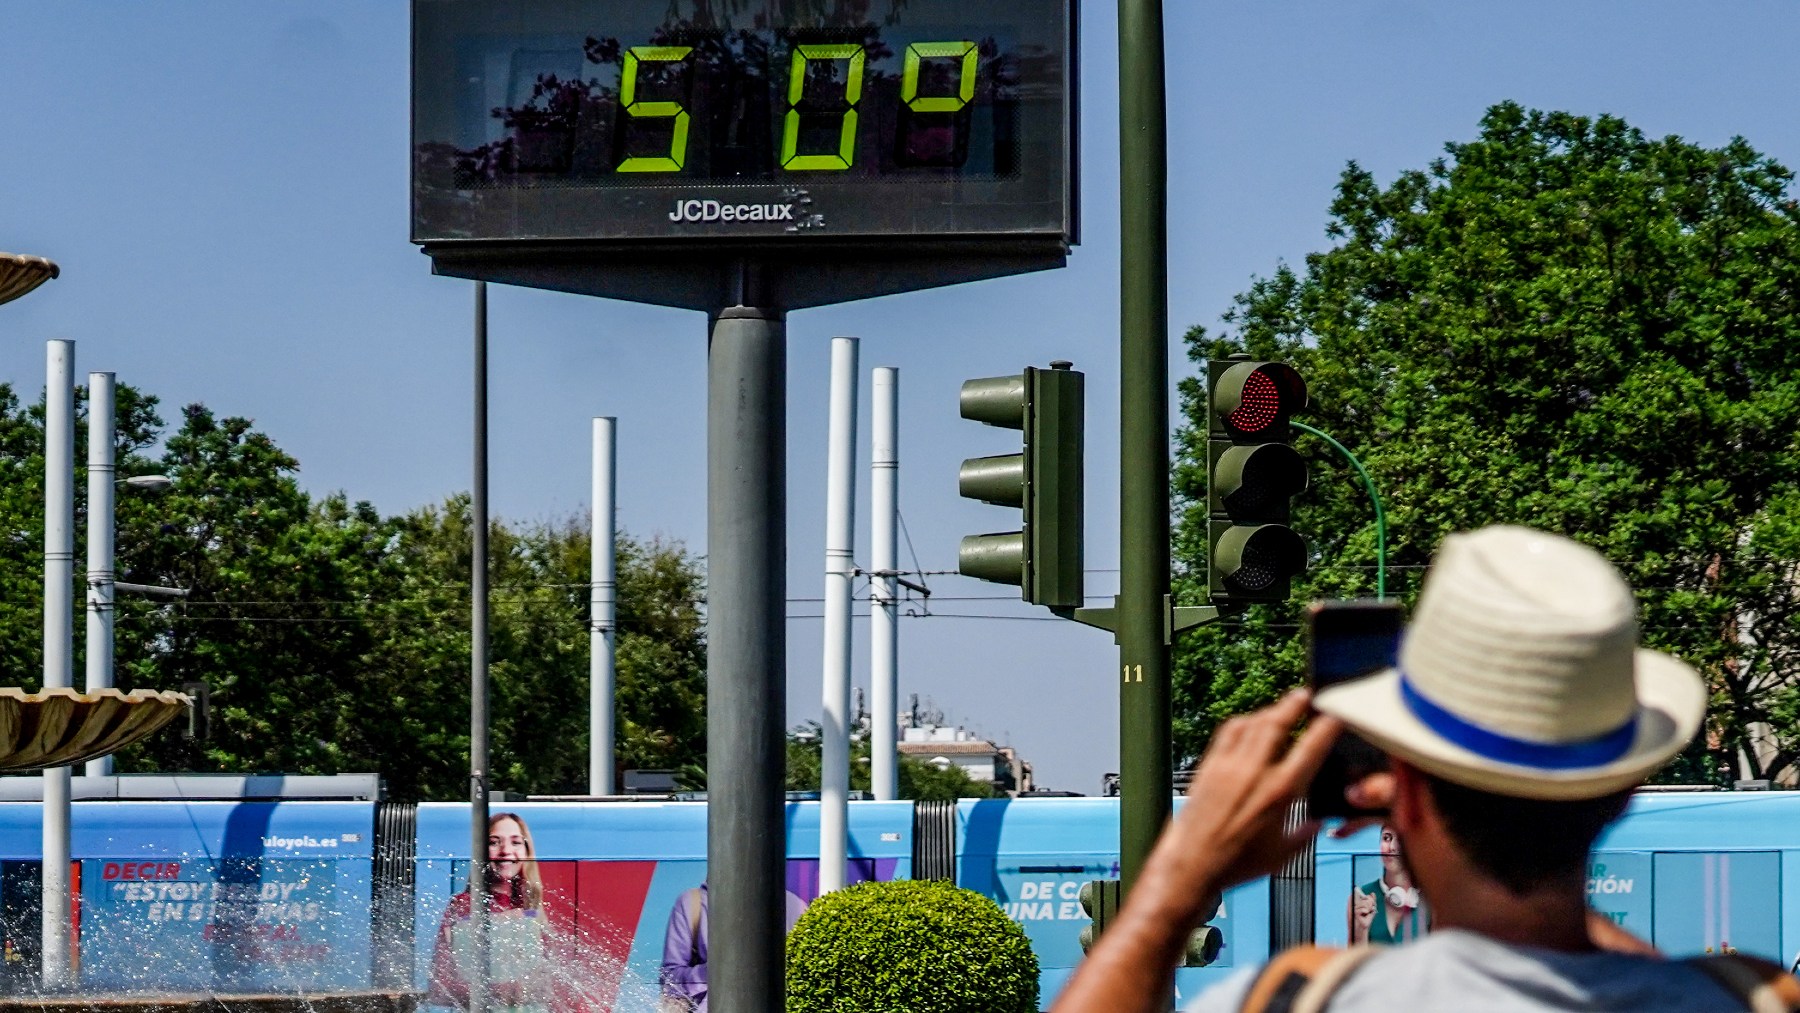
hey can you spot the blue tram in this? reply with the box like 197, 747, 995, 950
0, 778, 1790, 1005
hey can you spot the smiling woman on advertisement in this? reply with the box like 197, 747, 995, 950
426, 813, 554, 1013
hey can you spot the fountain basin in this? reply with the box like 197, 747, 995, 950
0, 990, 418, 1013
0, 689, 189, 772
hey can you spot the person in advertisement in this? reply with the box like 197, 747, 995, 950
659, 881, 808, 1013
427, 812, 555, 1013
1347, 824, 1427, 945
1051, 526, 1800, 1013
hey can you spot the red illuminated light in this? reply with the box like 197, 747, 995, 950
1228, 370, 1282, 434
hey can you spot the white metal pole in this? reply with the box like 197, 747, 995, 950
819, 337, 858, 893
469, 282, 491, 1013
42, 340, 74, 990
85, 372, 116, 779
870, 368, 899, 801
590, 417, 618, 796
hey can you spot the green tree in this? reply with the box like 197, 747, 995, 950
249, 499, 708, 800
487, 512, 708, 794
0, 378, 708, 801
112, 403, 397, 777
0, 381, 163, 689
1173, 103, 1800, 784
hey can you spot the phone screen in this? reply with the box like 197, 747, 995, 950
1312, 629, 1403, 688
1306, 601, 1403, 818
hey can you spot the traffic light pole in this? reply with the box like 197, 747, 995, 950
1117, 0, 1171, 905
706, 304, 787, 1013
1290, 420, 1388, 600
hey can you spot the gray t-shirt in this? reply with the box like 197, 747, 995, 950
1183, 930, 1747, 1013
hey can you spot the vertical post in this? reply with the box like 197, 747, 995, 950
1117, 0, 1171, 915
590, 417, 618, 796
820, 336, 858, 893
42, 339, 74, 991
469, 282, 491, 1013
707, 306, 786, 1013
869, 367, 900, 801
85, 372, 116, 778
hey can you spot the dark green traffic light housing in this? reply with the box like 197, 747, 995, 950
1077, 879, 1119, 953
957, 362, 1084, 609
1079, 878, 1221, 966
1208, 358, 1308, 604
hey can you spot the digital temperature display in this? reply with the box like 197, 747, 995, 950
412, 0, 1073, 247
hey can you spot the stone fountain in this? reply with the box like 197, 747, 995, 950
0, 254, 58, 306
0, 693, 424, 1013
0, 689, 188, 773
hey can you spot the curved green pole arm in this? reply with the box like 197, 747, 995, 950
1289, 420, 1387, 600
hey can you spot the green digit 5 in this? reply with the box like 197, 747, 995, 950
781, 44, 865, 171
901, 41, 977, 113
616, 46, 693, 172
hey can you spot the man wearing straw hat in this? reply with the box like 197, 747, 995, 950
1051, 525, 1798, 1013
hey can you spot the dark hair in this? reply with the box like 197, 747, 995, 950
1422, 773, 1630, 896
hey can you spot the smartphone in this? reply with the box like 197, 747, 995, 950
1305, 599, 1404, 819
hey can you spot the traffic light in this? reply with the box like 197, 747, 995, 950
1207, 358, 1308, 605
1077, 879, 1119, 954
957, 361, 1084, 609
1186, 921, 1224, 967
1079, 879, 1222, 967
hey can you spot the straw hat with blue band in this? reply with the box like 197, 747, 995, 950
1313, 525, 1707, 802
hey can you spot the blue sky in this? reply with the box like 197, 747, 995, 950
4, 2, 1800, 792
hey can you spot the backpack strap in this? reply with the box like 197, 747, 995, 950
1240, 946, 1380, 1013
1686, 954, 1800, 1013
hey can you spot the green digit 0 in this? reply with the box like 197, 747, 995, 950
902, 41, 977, 112
616, 46, 693, 173
781, 44, 865, 171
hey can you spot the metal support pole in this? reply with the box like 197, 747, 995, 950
85, 372, 116, 778
590, 417, 618, 796
42, 339, 74, 991
707, 306, 786, 1013
469, 282, 491, 1013
1290, 420, 1388, 600
1117, 0, 1171, 918
820, 336, 858, 893
869, 367, 899, 802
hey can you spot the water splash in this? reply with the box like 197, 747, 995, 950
0, 854, 678, 1013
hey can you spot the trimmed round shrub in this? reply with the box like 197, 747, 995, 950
787, 879, 1039, 1013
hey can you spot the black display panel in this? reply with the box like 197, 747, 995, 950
412, 0, 1073, 247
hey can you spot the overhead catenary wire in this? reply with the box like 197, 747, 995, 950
8, 577, 1773, 619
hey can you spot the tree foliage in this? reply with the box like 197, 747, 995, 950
1173, 103, 1800, 784
0, 382, 706, 800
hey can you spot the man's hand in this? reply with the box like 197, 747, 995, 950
1049, 691, 1340, 1013
1138, 689, 1343, 920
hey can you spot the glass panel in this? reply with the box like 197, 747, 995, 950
1586, 852, 1652, 940
1652, 851, 1781, 958
412, 0, 1068, 242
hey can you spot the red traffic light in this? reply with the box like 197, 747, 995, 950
1230, 369, 1282, 433
1212, 362, 1307, 438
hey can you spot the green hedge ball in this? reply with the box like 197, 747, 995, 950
787, 879, 1040, 1013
